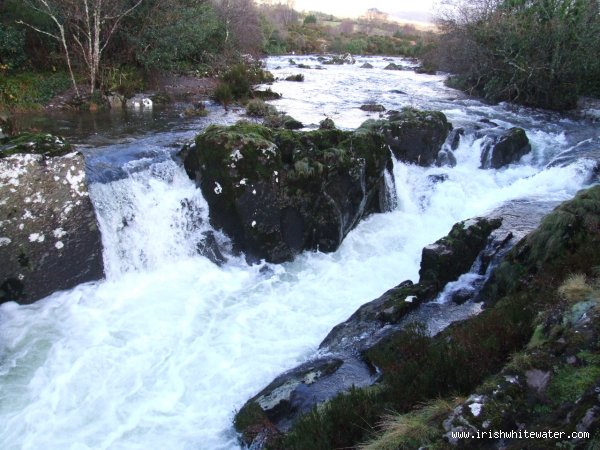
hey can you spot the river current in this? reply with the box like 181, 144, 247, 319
1, 55, 598, 449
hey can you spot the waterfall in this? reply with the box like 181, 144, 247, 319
1, 54, 598, 450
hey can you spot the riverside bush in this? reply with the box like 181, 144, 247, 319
432, 0, 600, 110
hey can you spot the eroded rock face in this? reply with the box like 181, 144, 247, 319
480, 127, 531, 169
0, 140, 104, 304
361, 108, 452, 167
181, 122, 391, 263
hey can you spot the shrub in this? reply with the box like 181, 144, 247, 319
433, 0, 600, 110
558, 274, 593, 303
0, 24, 27, 70
212, 82, 233, 106
245, 98, 276, 117
213, 63, 275, 104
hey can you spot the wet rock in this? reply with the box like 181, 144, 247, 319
547, 136, 600, 170
284, 74, 304, 82
384, 62, 405, 70
263, 114, 303, 130
320, 281, 423, 353
126, 95, 153, 110
360, 62, 374, 69
525, 369, 551, 393
196, 230, 227, 266
360, 104, 386, 112
322, 53, 355, 65
361, 107, 451, 166
106, 93, 125, 110
180, 122, 390, 263
419, 217, 502, 300
251, 89, 282, 101
436, 149, 457, 167
427, 173, 449, 184
480, 127, 531, 169
234, 281, 421, 448
390, 89, 407, 95
448, 127, 464, 151
0, 139, 104, 304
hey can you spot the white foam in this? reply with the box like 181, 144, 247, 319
0, 56, 597, 450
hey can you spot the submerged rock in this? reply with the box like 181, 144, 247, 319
362, 108, 452, 166
181, 122, 391, 263
480, 127, 531, 169
0, 136, 104, 304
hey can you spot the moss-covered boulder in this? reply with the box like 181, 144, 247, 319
0, 136, 104, 304
418, 217, 502, 300
181, 122, 391, 262
360, 107, 452, 166
480, 127, 531, 169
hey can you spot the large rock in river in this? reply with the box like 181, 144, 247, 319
181, 122, 392, 263
418, 217, 502, 300
0, 133, 104, 304
480, 127, 531, 169
361, 107, 451, 166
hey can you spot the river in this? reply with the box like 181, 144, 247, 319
0, 55, 598, 449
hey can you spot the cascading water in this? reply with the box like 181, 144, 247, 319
1, 55, 598, 449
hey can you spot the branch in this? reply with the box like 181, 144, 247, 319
100, 0, 144, 54
15, 20, 60, 41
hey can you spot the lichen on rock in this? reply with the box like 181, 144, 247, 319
0, 135, 103, 304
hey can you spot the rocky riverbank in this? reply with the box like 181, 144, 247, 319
233, 185, 600, 449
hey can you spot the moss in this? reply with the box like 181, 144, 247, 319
484, 186, 600, 304
233, 401, 274, 446
0, 132, 73, 158
245, 98, 277, 117
547, 364, 600, 406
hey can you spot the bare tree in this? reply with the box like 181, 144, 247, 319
19, 0, 143, 95
212, 0, 262, 54
17, 0, 80, 96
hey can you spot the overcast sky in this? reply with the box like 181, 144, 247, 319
289, 0, 437, 21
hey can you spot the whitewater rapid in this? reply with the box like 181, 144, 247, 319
1, 55, 598, 449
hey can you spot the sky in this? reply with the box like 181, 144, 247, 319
287, 0, 437, 22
